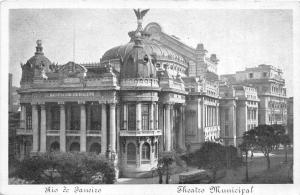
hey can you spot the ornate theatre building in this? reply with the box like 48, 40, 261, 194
17, 9, 222, 177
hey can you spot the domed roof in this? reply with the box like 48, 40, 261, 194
27, 40, 51, 71
121, 38, 156, 79
101, 39, 186, 64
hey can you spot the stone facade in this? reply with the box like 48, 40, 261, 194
15, 10, 289, 178
219, 84, 259, 146
16, 10, 221, 178
287, 97, 293, 142
221, 64, 287, 127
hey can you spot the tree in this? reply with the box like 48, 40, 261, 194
14, 152, 116, 184
249, 125, 282, 169
279, 134, 291, 162
193, 142, 224, 182
158, 152, 175, 184
239, 131, 255, 182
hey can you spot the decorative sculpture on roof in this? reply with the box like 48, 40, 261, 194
133, 9, 149, 31
59, 61, 87, 78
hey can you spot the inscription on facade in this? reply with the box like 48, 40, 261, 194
48, 92, 95, 97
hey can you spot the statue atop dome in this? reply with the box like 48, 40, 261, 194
133, 9, 149, 31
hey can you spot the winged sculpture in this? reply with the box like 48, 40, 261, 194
133, 9, 150, 20
134, 9, 149, 31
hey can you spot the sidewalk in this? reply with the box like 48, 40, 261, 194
116, 167, 199, 184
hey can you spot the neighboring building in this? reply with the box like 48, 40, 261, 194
219, 83, 259, 146
16, 10, 221, 177
183, 77, 220, 151
287, 97, 293, 142
221, 64, 287, 127
9, 73, 20, 160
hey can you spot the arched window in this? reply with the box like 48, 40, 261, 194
127, 143, 136, 164
50, 141, 60, 152
89, 142, 101, 154
141, 143, 150, 162
70, 142, 80, 152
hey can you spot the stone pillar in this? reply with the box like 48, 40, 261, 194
214, 107, 216, 126
136, 103, 141, 131
116, 104, 120, 154
123, 104, 127, 130
136, 141, 141, 167
150, 102, 154, 130
165, 104, 171, 151
205, 105, 208, 127
216, 104, 219, 126
178, 105, 184, 150
255, 108, 258, 126
211, 107, 213, 126
155, 103, 159, 129
87, 104, 91, 130
229, 104, 237, 147
32, 104, 39, 152
67, 105, 71, 130
20, 104, 26, 129
150, 142, 155, 165
59, 103, 66, 152
40, 104, 47, 152
208, 106, 210, 127
211, 107, 214, 126
109, 103, 116, 153
80, 103, 86, 152
170, 104, 174, 149
101, 104, 107, 155
46, 105, 52, 130
182, 104, 186, 149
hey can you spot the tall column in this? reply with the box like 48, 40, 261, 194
136, 141, 141, 167
59, 103, 66, 152
155, 103, 159, 129
101, 104, 107, 155
216, 104, 219, 126
178, 105, 184, 149
182, 104, 186, 149
208, 107, 210, 126
123, 104, 127, 130
32, 104, 39, 152
80, 103, 86, 152
165, 104, 171, 151
150, 142, 154, 165
150, 102, 154, 130
136, 103, 141, 131
211, 107, 213, 126
67, 105, 71, 130
229, 104, 236, 147
255, 108, 258, 126
170, 105, 174, 149
205, 106, 207, 127
210, 107, 212, 126
46, 105, 52, 130
40, 104, 47, 152
20, 104, 26, 129
109, 103, 116, 153
87, 104, 91, 130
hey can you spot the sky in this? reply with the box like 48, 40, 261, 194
9, 9, 293, 96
